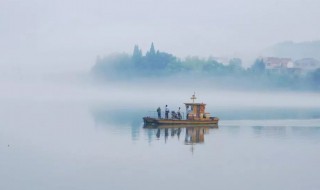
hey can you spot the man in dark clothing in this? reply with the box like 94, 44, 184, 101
157, 107, 161, 119
177, 107, 182, 120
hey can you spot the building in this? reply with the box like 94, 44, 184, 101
262, 57, 293, 70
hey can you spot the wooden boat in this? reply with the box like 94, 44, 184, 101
143, 93, 219, 126
143, 123, 218, 129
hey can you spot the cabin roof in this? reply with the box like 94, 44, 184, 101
184, 103, 206, 105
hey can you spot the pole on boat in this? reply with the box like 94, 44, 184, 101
191, 92, 196, 103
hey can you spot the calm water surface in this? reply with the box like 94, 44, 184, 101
1, 100, 320, 190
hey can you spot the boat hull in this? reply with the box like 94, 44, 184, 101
143, 117, 219, 127
143, 123, 218, 129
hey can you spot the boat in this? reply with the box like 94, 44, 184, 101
143, 123, 218, 129
143, 93, 219, 127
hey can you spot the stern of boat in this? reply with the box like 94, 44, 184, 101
143, 117, 159, 125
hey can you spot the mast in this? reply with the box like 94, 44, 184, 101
191, 92, 197, 103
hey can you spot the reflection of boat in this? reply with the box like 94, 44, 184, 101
143, 93, 219, 126
184, 127, 209, 144
144, 126, 217, 142
143, 125, 218, 153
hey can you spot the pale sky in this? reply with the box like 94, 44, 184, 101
1, 0, 319, 73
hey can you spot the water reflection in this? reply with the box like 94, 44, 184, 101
252, 126, 287, 138
90, 107, 320, 144
152, 128, 183, 143
91, 107, 220, 145
185, 127, 208, 144
291, 126, 320, 141
143, 125, 218, 144
91, 107, 144, 140
251, 125, 320, 141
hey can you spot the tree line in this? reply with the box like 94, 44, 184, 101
92, 43, 320, 91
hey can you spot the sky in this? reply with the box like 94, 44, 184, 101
1, 0, 320, 74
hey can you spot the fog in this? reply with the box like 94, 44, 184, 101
1, 0, 320, 74
2, 75, 320, 189
3, 1, 320, 190
2, 73, 320, 109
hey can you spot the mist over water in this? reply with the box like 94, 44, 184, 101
3, 72, 320, 109
0, 73, 320, 190
2, 0, 320, 188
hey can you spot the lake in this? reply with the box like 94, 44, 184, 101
1, 95, 320, 190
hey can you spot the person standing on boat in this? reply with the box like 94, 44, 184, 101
165, 105, 169, 119
177, 107, 182, 120
186, 105, 192, 119
157, 107, 161, 119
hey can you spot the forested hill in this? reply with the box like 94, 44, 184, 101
92, 43, 243, 78
91, 43, 320, 91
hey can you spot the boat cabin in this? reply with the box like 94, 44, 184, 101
184, 94, 211, 120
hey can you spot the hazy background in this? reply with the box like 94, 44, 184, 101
1, 0, 320, 76
2, 2, 320, 189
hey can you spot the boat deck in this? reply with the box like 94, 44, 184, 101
143, 117, 219, 126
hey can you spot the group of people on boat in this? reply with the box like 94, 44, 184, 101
156, 105, 182, 120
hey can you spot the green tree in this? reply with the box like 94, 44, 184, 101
132, 45, 142, 61
250, 59, 265, 74
146, 42, 156, 57
310, 68, 320, 89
